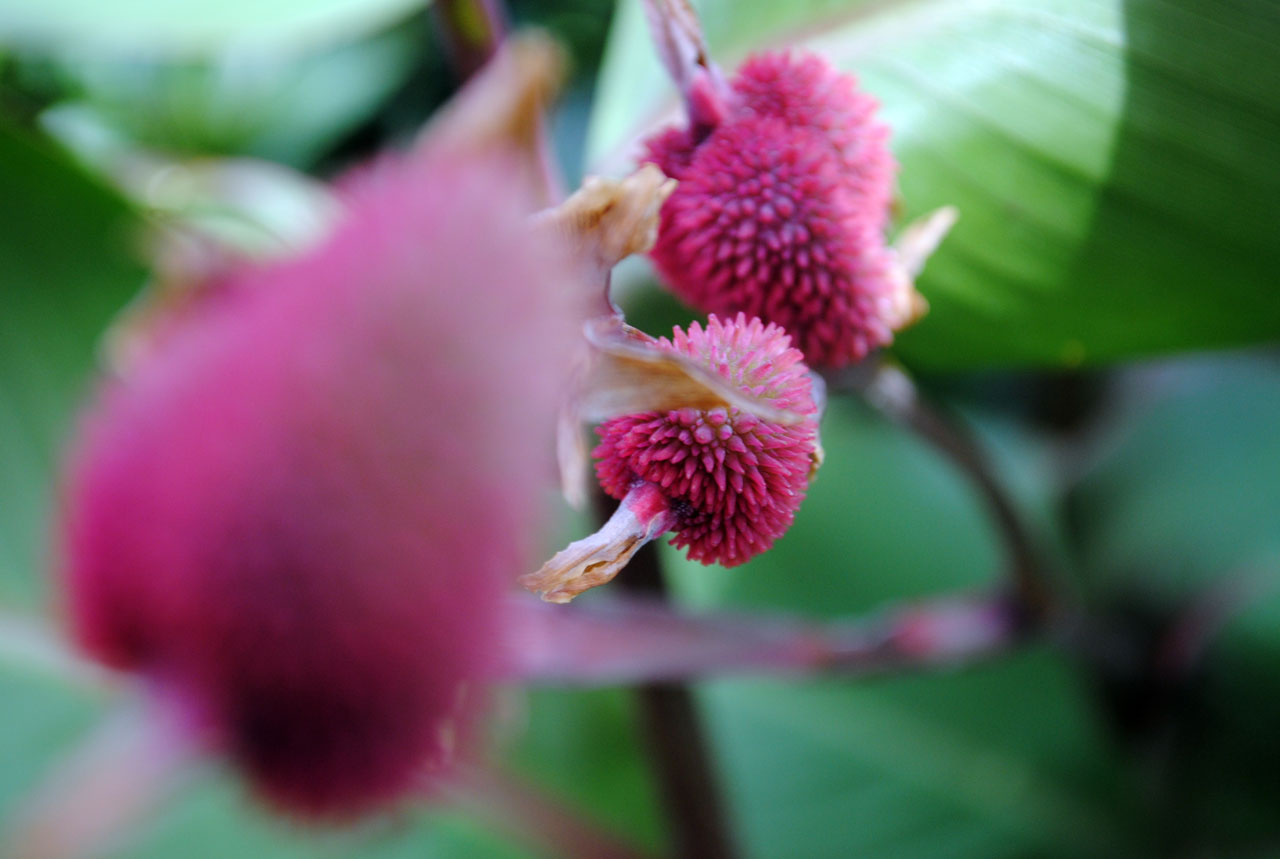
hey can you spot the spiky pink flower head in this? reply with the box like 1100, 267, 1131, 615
60, 141, 579, 819
522, 313, 819, 603
594, 313, 819, 567
643, 51, 900, 368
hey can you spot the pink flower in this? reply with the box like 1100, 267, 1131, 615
730, 52, 895, 223
524, 313, 820, 602
643, 51, 902, 368
596, 313, 819, 564
60, 141, 579, 819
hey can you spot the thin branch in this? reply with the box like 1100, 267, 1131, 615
4, 697, 199, 859
503, 590, 1023, 684
829, 357, 1053, 622
2, 590, 1027, 692
0, 610, 115, 691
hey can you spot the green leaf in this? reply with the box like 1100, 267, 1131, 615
701, 658, 1131, 859
124, 773, 536, 859
656, 400, 1142, 856
503, 687, 665, 853
38, 28, 419, 169
589, 0, 1280, 369
1070, 360, 1280, 598
0, 0, 429, 55
0, 124, 146, 607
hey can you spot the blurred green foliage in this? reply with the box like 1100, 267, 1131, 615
1, 0, 1279, 856
0, 124, 145, 607
0, 0, 430, 55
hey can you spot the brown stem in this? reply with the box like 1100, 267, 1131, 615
599, 497, 738, 859
830, 357, 1053, 624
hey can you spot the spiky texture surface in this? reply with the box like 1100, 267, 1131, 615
645, 51, 898, 368
594, 313, 818, 566
730, 52, 894, 220
61, 143, 578, 819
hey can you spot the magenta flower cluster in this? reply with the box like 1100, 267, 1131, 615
645, 52, 899, 367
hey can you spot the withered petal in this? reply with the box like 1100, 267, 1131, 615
577, 316, 805, 425
533, 165, 677, 275
420, 33, 566, 204
885, 205, 959, 332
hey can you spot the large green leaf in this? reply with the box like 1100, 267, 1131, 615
0, 0, 429, 55
700, 658, 1131, 859
38, 27, 419, 169
656, 400, 1144, 856
503, 687, 664, 853
1070, 359, 1280, 599
589, 0, 1280, 369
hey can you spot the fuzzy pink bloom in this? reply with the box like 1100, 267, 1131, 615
644, 51, 898, 368
60, 144, 578, 819
594, 313, 818, 567
730, 52, 894, 221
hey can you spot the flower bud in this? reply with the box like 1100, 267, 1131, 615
644, 52, 905, 368
523, 313, 820, 602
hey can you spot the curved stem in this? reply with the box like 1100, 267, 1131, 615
5, 695, 200, 859
0, 609, 115, 691
829, 357, 1054, 624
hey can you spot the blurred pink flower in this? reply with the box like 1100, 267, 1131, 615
60, 140, 580, 819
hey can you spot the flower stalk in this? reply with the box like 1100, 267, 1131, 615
832, 357, 1054, 622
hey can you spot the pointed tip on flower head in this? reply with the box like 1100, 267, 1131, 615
643, 50, 906, 368
60, 139, 582, 820
595, 312, 819, 568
